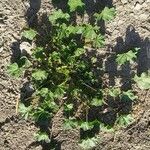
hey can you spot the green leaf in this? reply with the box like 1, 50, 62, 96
116, 50, 138, 65
76, 25, 85, 34
47, 91, 55, 101
7, 56, 31, 77
54, 84, 66, 99
74, 48, 85, 57
71, 88, 82, 97
117, 114, 134, 127
100, 123, 114, 132
50, 51, 61, 63
134, 72, 150, 90
64, 118, 78, 130
122, 90, 138, 101
43, 100, 59, 113
83, 24, 97, 40
18, 103, 32, 120
93, 34, 105, 48
79, 137, 98, 149
91, 98, 103, 106
108, 88, 121, 98
56, 66, 70, 77
34, 131, 50, 143
38, 88, 49, 97
94, 7, 116, 22
18, 56, 31, 68
66, 25, 77, 36
33, 107, 51, 121
68, 0, 85, 12
49, 9, 70, 24
80, 122, 94, 131
91, 57, 97, 64
7, 63, 22, 77
64, 104, 73, 112
32, 70, 48, 81
22, 29, 37, 40
32, 47, 46, 61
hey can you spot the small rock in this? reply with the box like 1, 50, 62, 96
24, 83, 34, 93
0, 47, 3, 52
20, 42, 32, 56
134, 3, 142, 10
118, 20, 124, 25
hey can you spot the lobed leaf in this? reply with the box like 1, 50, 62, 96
7, 63, 22, 77
32, 70, 48, 81
80, 122, 94, 131
134, 72, 150, 90
116, 50, 138, 65
90, 98, 103, 106
34, 131, 50, 143
94, 7, 116, 22
122, 90, 138, 101
18, 103, 32, 120
79, 137, 98, 149
22, 29, 37, 40
116, 114, 134, 127
68, 0, 85, 12
49, 9, 70, 24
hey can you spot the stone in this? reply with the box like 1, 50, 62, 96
0, 46, 3, 52
20, 42, 32, 55
134, 3, 142, 10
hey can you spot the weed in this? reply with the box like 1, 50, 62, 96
7, 0, 150, 149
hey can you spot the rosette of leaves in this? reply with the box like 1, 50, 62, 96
8, 1, 118, 148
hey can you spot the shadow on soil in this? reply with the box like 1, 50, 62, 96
26, 0, 41, 27
9, 0, 150, 149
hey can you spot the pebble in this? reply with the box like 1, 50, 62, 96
20, 42, 32, 55
118, 20, 124, 25
134, 3, 142, 10
0, 47, 3, 52
24, 83, 34, 93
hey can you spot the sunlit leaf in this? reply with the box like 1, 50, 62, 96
94, 7, 116, 22
122, 90, 138, 101
116, 50, 138, 65
22, 29, 37, 40
79, 137, 98, 149
134, 72, 150, 90
64, 103, 73, 112
117, 114, 134, 127
108, 88, 121, 98
49, 9, 70, 24
34, 131, 50, 143
32, 70, 48, 81
68, 0, 85, 12
18, 103, 32, 120
93, 34, 105, 48
7, 63, 22, 77
91, 98, 103, 106
64, 118, 78, 130
80, 122, 94, 131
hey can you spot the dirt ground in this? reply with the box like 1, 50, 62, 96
0, 0, 150, 150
